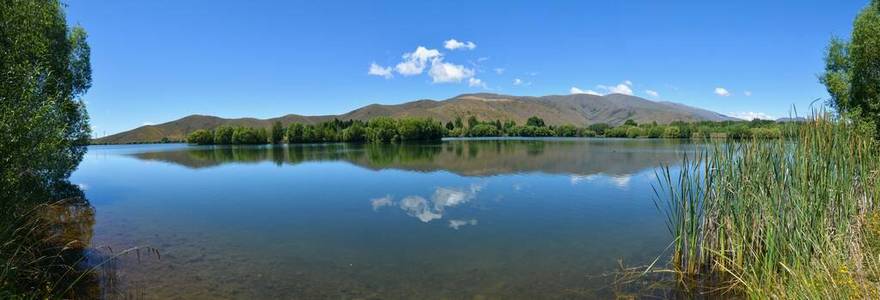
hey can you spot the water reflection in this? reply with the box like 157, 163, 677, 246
130, 139, 692, 177
377, 183, 485, 223
76, 139, 697, 298
1, 178, 102, 298
448, 219, 478, 230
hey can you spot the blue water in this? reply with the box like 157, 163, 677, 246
71, 139, 691, 298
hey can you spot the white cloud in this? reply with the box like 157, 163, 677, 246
444, 39, 477, 50
714, 87, 731, 97
598, 82, 634, 95
513, 78, 532, 87
570, 174, 600, 185
477, 57, 490, 62
570, 87, 601, 95
141, 122, 155, 126
393, 183, 484, 223
448, 219, 478, 230
370, 195, 394, 211
610, 175, 631, 188
432, 184, 482, 210
743, 91, 752, 97
570, 173, 631, 188
395, 46, 442, 76
428, 59, 475, 83
645, 90, 659, 98
571, 81, 635, 96
512, 183, 523, 191
494, 68, 505, 75
368, 63, 393, 79
729, 112, 774, 121
468, 77, 487, 89
399, 196, 442, 222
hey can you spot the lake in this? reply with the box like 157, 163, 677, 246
71, 138, 694, 299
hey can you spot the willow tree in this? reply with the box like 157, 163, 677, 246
821, 0, 880, 137
1, 1, 96, 297
1, 0, 92, 192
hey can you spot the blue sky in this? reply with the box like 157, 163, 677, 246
65, 1, 866, 136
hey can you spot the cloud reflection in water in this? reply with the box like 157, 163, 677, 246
370, 183, 484, 225
570, 174, 632, 188
448, 219, 478, 230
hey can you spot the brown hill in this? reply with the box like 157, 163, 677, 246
94, 93, 735, 144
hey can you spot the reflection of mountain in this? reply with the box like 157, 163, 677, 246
130, 139, 693, 177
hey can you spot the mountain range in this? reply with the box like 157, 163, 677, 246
94, 93, 737, 144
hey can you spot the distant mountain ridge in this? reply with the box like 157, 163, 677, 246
94, 93, 737, 144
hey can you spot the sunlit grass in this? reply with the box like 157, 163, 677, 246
652, 113, 880, 298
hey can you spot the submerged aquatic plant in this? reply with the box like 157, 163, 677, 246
652, 113, 880, 297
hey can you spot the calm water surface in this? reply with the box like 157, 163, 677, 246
71, 138, 694, 299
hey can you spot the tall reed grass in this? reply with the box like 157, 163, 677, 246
653, 113, 880, 298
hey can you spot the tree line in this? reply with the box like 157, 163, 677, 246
188, 115, 796, 145
188, 117, 446, 145
453, 116, 789, 139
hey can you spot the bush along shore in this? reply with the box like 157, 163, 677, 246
185, 115, 794, 145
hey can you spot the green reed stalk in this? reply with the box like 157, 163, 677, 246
654, 114, 880, 298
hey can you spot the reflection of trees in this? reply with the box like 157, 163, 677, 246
132, 139, 693, 177
1, 178, 100, 298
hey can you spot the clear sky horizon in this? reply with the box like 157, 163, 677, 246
66, 1, 867, 136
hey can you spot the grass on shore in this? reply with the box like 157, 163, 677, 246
652, 113, 880, 298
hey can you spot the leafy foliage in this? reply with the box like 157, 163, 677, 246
821, 1, 880, 137
1, 0, 93, 190
0, 1, 105, 298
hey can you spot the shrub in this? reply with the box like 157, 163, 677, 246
750, 127, 782, 139
625, 127, 644, 138
187, 129, 214, 145
663, 126, 682, 138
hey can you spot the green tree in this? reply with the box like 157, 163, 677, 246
445, 121, 454, 130
397, 118, 445, 141
214, 126, 234, 144
257, 128, 269, 143
1, 0, 93, 189
341, 122, 366, 142
467, 116, 479, 129
467, 124, 501, 137
588, 123, 611, 135
503, 120, 517, 129
188, 129, 214, 145
822, 0, 880, 136
663, 126, 682, 138
555, 125, 578, 137
454, 116, 464, 128
286, 123, 305, 143
626, 127, 644, 138
526, 116, 546, 127
270, 121, 284, 144
366, 117, 398, 142
647, 126, 666, 138
624, 119, 638, 126
302, 125, 318, 142
0, 3, 97, 296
